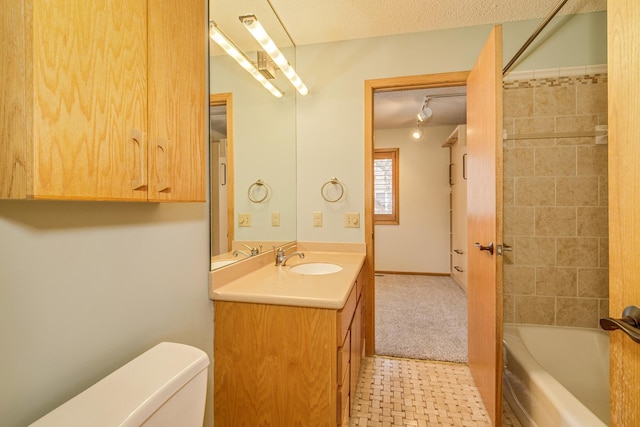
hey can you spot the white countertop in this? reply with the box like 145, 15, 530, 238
209, 251, 365, 309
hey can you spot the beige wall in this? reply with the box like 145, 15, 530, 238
0, 202, 213, 427
502, 69, 609, 328
374, 126, 454, 274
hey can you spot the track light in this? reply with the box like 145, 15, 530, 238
417, 97, 433, 122
240, 14, 309, 96
412, 121, 423, 140
209, 21, 284, 98
417, 106, 433, 122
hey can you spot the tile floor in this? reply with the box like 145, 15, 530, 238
349, 356, 523, 427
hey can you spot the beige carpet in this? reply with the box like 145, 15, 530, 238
375, 274, 468, 363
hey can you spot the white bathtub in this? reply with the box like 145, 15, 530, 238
502, 323, 610, 427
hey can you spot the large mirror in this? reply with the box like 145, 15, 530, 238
209, 0, 297, 269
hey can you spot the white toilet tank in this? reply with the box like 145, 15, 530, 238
29, 342, 209, 427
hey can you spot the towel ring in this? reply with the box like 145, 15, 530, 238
321, 177, 344, 202
248, 179, 270, 203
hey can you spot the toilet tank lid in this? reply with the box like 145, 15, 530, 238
29, 342, 209, 427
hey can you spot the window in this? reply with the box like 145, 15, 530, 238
374, 148, 399, 224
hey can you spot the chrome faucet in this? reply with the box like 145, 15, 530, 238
273, 246, 305, 266
233, 250, 250, 258
233, 244, 262, 258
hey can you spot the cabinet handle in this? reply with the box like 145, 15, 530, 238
155, 138, 171, 193
221, 162, 227, 186
454, 266, 464, 273
454, 249, 464, 254
462, 153, 467, 180
130, 129, 147, 190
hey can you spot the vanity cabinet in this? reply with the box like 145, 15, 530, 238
214, 268, 366, 426
1, 0, 206, 201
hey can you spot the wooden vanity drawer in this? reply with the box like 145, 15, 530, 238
339, 397, 350, 426
356, 268, 365, 300
338, 329, 350, 386
336, 363, 350, 424
337, 284, 357, 345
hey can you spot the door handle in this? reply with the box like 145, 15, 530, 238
496, 244, 512, 256
600, 306, 640, 344
474, 242, 494, 255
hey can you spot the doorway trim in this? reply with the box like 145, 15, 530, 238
210, 93, 235, 252
363, 71, 469, 355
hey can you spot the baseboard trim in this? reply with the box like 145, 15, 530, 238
374, 271, 450, 277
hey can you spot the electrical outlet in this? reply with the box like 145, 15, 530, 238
272, 212, 280, 227
238, 213, 251, 227
344, 212, 360, 228
313, 212, 323, 227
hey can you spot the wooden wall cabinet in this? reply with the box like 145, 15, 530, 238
214, 268, 366, 426
1, 0, 206, 201
443, 125, 468, 292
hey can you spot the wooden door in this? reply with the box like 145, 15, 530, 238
466, 26, 503, 426
148, 0, 206, 202
32, 1, 147, 200
607, 1, 640, 424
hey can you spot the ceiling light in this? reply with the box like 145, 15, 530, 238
412, 121, 423, 140
240, 14, 309, 96
417, 106, 432, 122
209, 21, 284, 98
417, 97, 433, 122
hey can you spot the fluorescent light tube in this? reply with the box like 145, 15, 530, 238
240, 14, 309, 96
209, 22, 283, 98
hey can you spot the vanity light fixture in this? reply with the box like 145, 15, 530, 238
240, 14, 309, 96
209, 21, 284, 98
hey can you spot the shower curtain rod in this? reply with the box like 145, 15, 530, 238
503, 0, 569, 75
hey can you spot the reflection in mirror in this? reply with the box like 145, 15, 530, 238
210, 0, 297, 270
210, 95, 232, 261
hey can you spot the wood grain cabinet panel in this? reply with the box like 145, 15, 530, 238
214, 268, 366, 427
0, 0, 205, 201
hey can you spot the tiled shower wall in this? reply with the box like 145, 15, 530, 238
502, 70, 608, 329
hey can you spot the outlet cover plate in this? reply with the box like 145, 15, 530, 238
313, 212, 323, 227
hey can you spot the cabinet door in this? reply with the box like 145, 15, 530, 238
147, 0, 206, 202
450, 131, 468, 290
33, 0, 148, 200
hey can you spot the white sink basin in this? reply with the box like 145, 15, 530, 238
211, 259, 236, 269
289, 262, 343, 275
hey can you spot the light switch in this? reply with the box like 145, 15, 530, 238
238, 213, 251, 227
344, 212, 360, 228
272, 212, 280, 227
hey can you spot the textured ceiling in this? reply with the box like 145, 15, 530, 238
267, 0, 606, 46
374, 87, 468, 130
